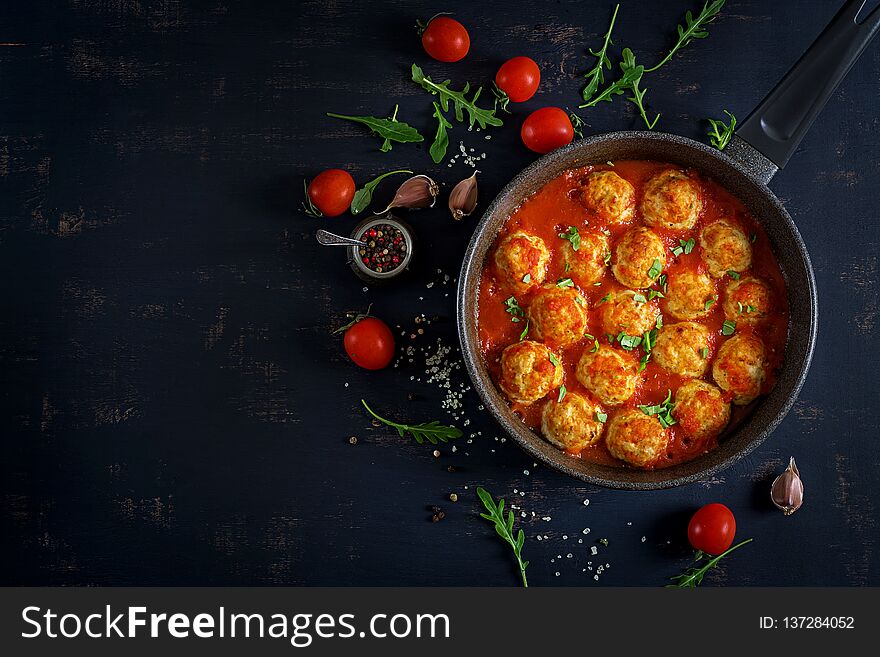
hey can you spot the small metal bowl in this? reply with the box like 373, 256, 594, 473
348, 214, 415, 283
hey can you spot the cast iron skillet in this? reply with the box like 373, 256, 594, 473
457, 0, 880, 489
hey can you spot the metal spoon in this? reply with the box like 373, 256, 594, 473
315, 229, 366, 247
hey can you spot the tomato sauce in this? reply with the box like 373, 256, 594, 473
477, 161, 790, 469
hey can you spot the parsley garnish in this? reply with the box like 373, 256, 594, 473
590, 339, 600, 353
727, 270, 741, 280
549, 353, 561, 367
598, 293, 611, 305
557, 277, 575, 288
671, 238, 696, 256
522, 273, 531, 284
721, 320, 736, 335
596, 411, 608, 423
704, 297, 716, 311
617, 332, 642, 351
558, 385, 567, 403
603, 250, 612, 266
632, 292, 648, 304
519, 320, 530, 341
701, 346, 709, 359
559, 226, 581, 251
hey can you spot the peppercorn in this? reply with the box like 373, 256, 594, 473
357, 223, 408, 274
449, 493, 458, 502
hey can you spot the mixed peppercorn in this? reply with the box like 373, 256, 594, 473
358, 223, 408, 274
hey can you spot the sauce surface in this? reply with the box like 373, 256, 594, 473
477, 160, 790, 469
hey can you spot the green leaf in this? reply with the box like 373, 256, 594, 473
645, 0, 726, 73
327, 106, 424, 151
556, 277, 575, 288
558, 385, 567, 403
647, 258, 663, 279
558, 225, 581, 251
519, 319, 529, 341
350, 169, 412, 215
707, 109, 736, 150
429, 102, 453, 164
582, 3, 620, 103
476, 487, 529, 587
722, 320, 736, 336
361, 399, 462, 444
666, 538, 752, 588
411, 64, 503, 129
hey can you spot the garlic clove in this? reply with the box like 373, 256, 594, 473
449, 170, 479, 221
376, 175, 438, 214
771, 456, 804, 516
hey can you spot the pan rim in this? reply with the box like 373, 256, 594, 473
456, 130, 818, 490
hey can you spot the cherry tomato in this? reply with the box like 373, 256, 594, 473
343, 316, 395, 370
688, 503, 737, 555
520, 107, 574, 154
495, 56, 541, 103
420, 16, 470, 62
307, 169, 355, 217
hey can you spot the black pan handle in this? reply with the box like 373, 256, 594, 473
736, 0, 880, 170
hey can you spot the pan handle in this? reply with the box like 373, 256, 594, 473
735, 0, 880, 174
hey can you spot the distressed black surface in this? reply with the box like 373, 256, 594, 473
0, 0, 877, 586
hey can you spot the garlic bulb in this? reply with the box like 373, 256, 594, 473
375, 175, 438, 214
771, 456, 804, 516
448, 170, 479, 221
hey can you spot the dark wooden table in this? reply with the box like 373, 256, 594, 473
1, 0, 877, 586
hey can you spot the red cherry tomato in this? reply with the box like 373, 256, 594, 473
420, 16, 470, 62
495, 57, 541, 103
688, 503, 737, 556
307, 169, 355, 217
343, 316, 395, 370
520, 107, 574, 154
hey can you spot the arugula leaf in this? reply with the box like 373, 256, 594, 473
707, 109, 736, 150
569, 112, 586, 139
492, 82, 511, 114
476, 487, 529, 587
361, 399, 462, 445
582, 3, 620, 103
667, 538, 752, 587
411, 64, 503, 129
638, 389, 676, 427
350, 169, 412, 215
301, 179, 322, 217
645, 0, 727, 73
327, 105, 424, 152
429, 102, 453, 164
579, 60, 644, 109
620, 48, 659, 129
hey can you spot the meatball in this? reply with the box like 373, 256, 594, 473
652, 321, 711, 377
575, 346, 639, 406
723, 276, 773, 324
561, 229, 609, 287
579, 170, 636, 224
612, 226, 666, 289
606, 409, 668, 467
528, 284, 589, 347
674, 380, 731, 442
498, 340, 564, 404
712, 332, 766, 405
541, 392, 605, 452
700, 219, 752, 278
665, 269, 717, 321
494, 230, 550, 293
598, 289, 660, 336
640, 169, 703, 231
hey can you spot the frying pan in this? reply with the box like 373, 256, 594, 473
457, 0, 880, 489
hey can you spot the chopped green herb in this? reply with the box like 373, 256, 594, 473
617, 332, 642, 351
596, 411, 608, 423
704, 297, 716, 311
632, 292, 647, 304
598, 293, 611, 305
639, 352, 651, 372
746, 304, 757, 314
643, 328, 658, 352
584, 333, 595, 341
564, 262, 571, 273
701, 346, 709, 359
750, 232, 757, 243
721, 320, 736, 336
657, 273, 668, 292
656, 314, 664, 328
549, 353, 561, 367
558, 385, 567, 403
638, 389, 676, 428
504, 296, 525, 323
519, 320, 530, 341
727, 270, 741, 280
522, 273, 531, 284
603, 250, 612, 266
591, 339, 600, 353
559, 226, 581, 251
672, 238, 696, 256
557, 277, 575, 289
599, 538, 609, 547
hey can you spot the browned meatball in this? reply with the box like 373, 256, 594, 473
700, 219, 752, 278
560, 228, 609, 287
541, 392, 605, 452
723, 276, 773, 325
605, 409, 668, 467
674, 380, 731, 441
580, 170, 636, 224
527, 284, 589, 347
712, 332, 766, 405
612, 226, 666, 289
598, 290, 660, 336
640, 169, 703, 231
652, 322, 711, 378
499, 340, 564, 404
575, 346, 639, 406
665, 269, 717, 321
494, 230, 550, 293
